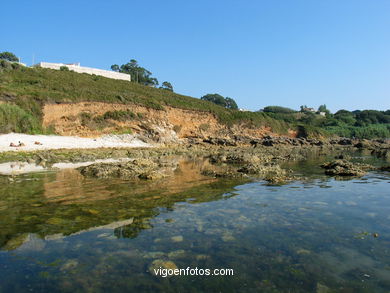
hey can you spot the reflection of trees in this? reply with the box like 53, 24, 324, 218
114, 217, 153, 239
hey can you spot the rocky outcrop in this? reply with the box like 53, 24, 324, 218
77, 159, 174, 180
321, 160, 373, 177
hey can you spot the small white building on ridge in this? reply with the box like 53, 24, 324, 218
34, 62, 131, 81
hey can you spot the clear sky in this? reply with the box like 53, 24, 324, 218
2, 0, 389, 112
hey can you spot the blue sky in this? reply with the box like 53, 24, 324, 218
2, 0, 389, 112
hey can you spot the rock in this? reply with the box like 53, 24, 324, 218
138, 171, 166, 180
321, 160, 372, 177
60, 259, 79, 271
296, 249, 311, 255
149, 259, 178, 275
337, 138, 353, 145
143, 251, 166, 259
379, 165, 390, 171
316, 283, 331, 293
222, 233, 235, 242
196, 254, 209, 260
171, 235, 183, 242
203, 137, 237, 146
77, 159, 170, 179
3, 234, 29, 250
167, 250, 186, 258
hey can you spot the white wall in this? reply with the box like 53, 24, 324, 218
36, 62, 131, 81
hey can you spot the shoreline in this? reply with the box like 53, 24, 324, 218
1, 136, 388, 183
0, 133, 151, 153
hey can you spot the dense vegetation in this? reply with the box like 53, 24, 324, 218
0, 103, 42, 134
1, 62, 388, 139
0, 66, 292, 135
262, 106, 297, 114
201, 93, 238, 110
0, 52, 18, 62
261, 104, 390, 139
111, 59, 160, 87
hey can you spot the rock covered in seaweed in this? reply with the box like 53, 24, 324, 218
321, 159, 373, 177
77, 159, 173, 180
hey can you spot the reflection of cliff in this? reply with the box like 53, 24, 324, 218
43, 169, 117, 204
42, 159, 217, 205
1, 159, 245, 250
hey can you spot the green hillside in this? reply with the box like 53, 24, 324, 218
0, 65, 295, 135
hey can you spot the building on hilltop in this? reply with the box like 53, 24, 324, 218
33, 62, 131, 81
301, 107, 316, 113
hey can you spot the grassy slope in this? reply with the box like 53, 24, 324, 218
0, 66, 298, 135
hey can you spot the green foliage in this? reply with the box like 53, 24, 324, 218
355, 110, 390, 125
201, 94, 238, 110
0, 51, 18, 62
160, 81, 173, 92
199, 123, 210, 131
102, 110, 136, 121
263, 106, 297, 114
60, 66, 69, 71
0, 104, 42, 134
0, 66, 301, 135
325, 124, 390, 139
79, 112, 113, 130
112, 59, 158, 86
225, 97, 238, 110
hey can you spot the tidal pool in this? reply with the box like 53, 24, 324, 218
0, 157, 390, 292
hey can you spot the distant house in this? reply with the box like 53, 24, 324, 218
318, 111, 327, 117
302, 107, 316, 113
33, 62, 131, 81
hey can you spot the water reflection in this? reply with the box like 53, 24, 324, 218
0, 156, 390, 292
0, 158, 246, 250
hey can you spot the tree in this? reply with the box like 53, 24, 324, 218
111, 64, 120, 72
160, 81, 173, 92
201, 94, 227, 107
318, 104, 328, 112
225, 97, 238, 110
200, 94, 239, 109
111, 59, 158, 86
263, 106, 296, 114
0, 52, 18, 62
318, 104, 331, 116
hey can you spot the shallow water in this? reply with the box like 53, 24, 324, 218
1, 157, 390, 292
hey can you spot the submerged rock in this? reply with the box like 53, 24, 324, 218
316, 283, 331, 293
171, 235, 184, 242
167, 250, 186, 258
60, 259, 79, 271
321, 160, 372, 177
149, 259, 178, 275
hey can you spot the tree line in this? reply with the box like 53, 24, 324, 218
111, 59, 173, 91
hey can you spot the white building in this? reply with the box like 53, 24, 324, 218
34, 62, 131, 81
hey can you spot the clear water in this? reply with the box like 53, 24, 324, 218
1, 157, 390, 292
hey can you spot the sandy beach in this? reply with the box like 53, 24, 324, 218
0, 133, 151, 153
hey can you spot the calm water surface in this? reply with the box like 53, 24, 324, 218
0, 157, 390, 292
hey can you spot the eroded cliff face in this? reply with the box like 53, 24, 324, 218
43, 102, 294, 142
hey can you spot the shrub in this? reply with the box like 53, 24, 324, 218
103, 110, 136, 121
199, 123, 210, 131
263, 106, 297, 114
0, 104, 42, 134
173, 125, 182, 133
